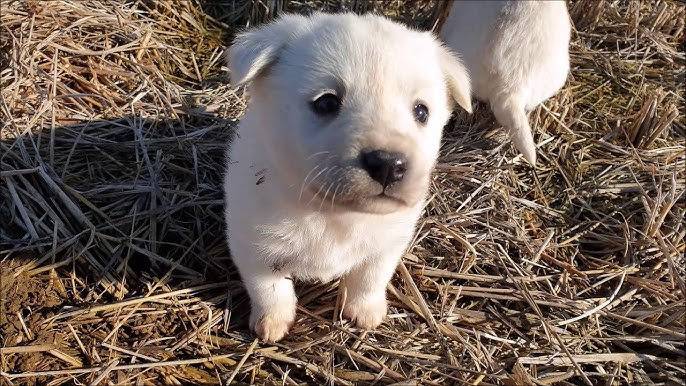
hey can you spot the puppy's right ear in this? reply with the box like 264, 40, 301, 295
228, 14, 309, 86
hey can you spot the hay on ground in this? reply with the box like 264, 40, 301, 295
1, 0, 684, 384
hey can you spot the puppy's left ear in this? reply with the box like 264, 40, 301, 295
437, 45, 472, 114
228, 14, 309, 86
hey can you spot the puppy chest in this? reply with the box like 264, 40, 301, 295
257, 217, 398, 280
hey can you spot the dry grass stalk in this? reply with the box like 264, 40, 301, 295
1, 0, 684, 384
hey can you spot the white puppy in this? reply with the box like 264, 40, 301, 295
224, 12, 471, 342
440, 1, 571, 164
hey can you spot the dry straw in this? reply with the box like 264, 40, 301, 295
1, 0, 684, 384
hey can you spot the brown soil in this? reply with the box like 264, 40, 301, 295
1, 258, 68, 378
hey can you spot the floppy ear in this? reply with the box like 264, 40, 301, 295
437, 45, 472, 114
228, 14, 309, 86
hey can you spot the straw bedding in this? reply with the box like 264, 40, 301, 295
1, 0, 684, 384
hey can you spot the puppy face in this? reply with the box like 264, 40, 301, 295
230, 13, 471, 214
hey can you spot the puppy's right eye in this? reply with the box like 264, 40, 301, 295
311, 93, 341, 116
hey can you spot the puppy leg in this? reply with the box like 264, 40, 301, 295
341, 249, 402, 329
491, 94, 537, 165
243, 270, 297, 342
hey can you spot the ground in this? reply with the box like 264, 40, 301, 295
1, 0, 684, 385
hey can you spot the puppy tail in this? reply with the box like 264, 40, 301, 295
491, 95, 537, 165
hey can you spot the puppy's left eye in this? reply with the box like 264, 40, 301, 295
311, 93, 341, 116
413, 103, 429, 124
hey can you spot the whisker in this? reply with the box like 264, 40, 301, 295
306, 151, 330, 160
299, 163, 322, 203
308, 166, 336, 207
305, 167, 331, 206
330, 179, 342, 210
319, 167, 341, 211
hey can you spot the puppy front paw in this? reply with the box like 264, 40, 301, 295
342, 295, 387, 330
250, 302, 296, 342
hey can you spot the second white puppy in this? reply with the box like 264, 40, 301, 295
440, 1, 571, 165
225, 12, 471, 342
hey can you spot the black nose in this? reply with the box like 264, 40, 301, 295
361, 150, 408, 188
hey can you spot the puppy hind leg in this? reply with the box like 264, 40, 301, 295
491, 94, 537, 165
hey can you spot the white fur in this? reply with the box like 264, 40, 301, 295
224, 13, 471, 342
440, 1, 571, 164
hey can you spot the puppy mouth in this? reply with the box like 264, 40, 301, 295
341, 192, 413, 214
374, 192, 409, 206
306, 185, 411, 213
306, 187, 407, 205
301, 167, 417, 213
